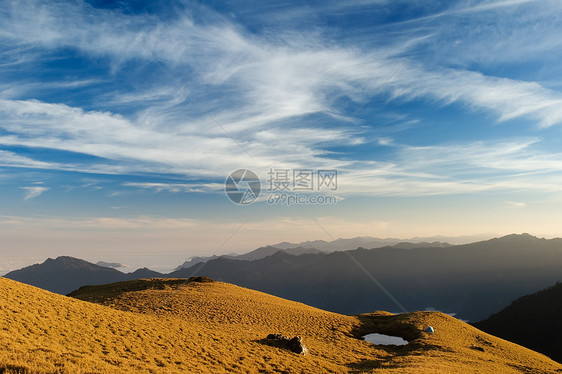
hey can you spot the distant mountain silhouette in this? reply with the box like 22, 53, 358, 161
174, 246, 323, 270
272, 237, 398, 252
474, 282, 562, 363
272, 236, 466, 252
4, 257, 163, 294
390, 241, 452, 249
127, 267, 162, 279
235, 246, 324, 261
175, 255, 221, 271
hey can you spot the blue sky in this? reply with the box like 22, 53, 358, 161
1, 0, 562, 272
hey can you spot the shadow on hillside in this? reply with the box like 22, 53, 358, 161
67, 276, 215, 303
255, 337, 302, 354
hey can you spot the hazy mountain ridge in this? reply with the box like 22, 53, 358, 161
272, 236, 458, 252
173, 240, 452, 271
390, 241, 452, 249
174, 246, 323, 271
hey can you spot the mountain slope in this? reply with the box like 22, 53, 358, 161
474, 282, 562, 363
2, 276, 558, 373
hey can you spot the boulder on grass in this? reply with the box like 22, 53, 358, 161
266, 334, 308, 355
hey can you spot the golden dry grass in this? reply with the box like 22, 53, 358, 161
1, 276, 561, 373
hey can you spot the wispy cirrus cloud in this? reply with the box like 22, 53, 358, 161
400, 0, 562, 70
0, 98, 356, 178
122, 182, 224, 193
339, 138, 562, 196
0, 150, 52, 169
2, 0, 562, 127
0, 0, 561, 200
20, 186, 48, 200
454, 0, 544, 14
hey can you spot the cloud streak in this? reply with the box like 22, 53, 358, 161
20, 186, 48, 200
339, 138, 562, 196
122, 182, 224, 193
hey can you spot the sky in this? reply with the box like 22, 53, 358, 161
2, 0, 562, 273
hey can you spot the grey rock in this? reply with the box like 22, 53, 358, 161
266, 334, 308, 355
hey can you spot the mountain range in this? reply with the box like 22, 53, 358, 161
4, 240, 447, 294
272, 236, 456, 252
171, 233, 562, 321
5, 234, 562, 322
174, 245, 324, 270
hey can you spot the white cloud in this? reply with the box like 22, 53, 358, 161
377, 137, 394, 146
454, 0, 543, 14
387, 67, 562, 128
404, 0, 562, 70
20, 186, 48, 200
122, 182, 224, 193
0, 98, 357, 179
0, 150, 53, 169
338, 138, 562, 196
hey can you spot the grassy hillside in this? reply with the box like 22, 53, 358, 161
1, 276, 561, 373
